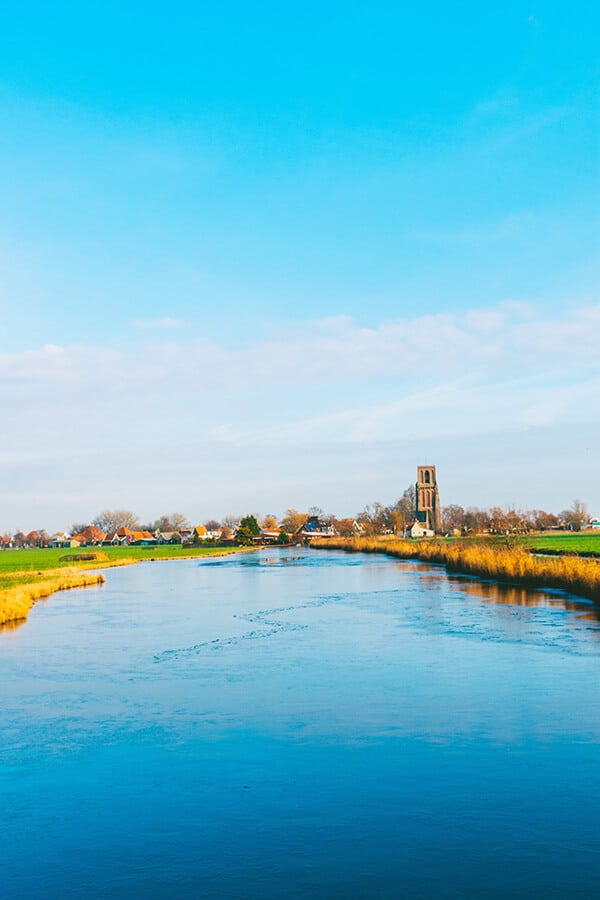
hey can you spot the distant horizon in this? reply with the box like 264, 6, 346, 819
1, 466, 596, 536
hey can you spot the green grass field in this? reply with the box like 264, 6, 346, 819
445, 533, 600, 555
0, 544, 248, 624
518, 533, 600, 554
0, 543, 241, 577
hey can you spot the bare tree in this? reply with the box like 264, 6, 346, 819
223, 515, 241, 530
560, 499, 589, 531
393, 485, 416, 528
204, 519, 222, 532
70, 522, 89, 536
93, 509, 140, 533
441, 505, 466, 534
504, 507, 529, 534
331, 517, 356, 536
463, 507, 490, 534
528, 509, 560, 531
151, 512, 190, 533
357, 502, 393, 535
173, 512, 190, 531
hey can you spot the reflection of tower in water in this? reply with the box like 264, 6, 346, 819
416, 465, 441, 533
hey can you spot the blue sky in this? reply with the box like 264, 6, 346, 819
1, 2, 599, 529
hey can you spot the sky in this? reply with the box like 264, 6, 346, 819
1, 1, 599, 530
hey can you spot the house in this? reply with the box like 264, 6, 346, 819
70, 525, 106, 546
101, 528, 156, 546
253, 529, 281, 544
294, 516, 337, 541
130, 531, 157, 545
116, 526, 135, 542
188, 526, 208, 543
588, 518, 600, 530
49, 532, 78, 548
156, 531, 181, 544
406, 521, 434, 538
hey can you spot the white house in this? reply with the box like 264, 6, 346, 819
408, 521, 434, 538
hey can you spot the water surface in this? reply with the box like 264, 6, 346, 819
2, 548, 600, 898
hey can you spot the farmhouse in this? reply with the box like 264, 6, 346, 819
253, 529, 281, 544
295, 516, 337, 541
406, 521, 434, 538
156, 531, 181, 544
71, 525, 106, 546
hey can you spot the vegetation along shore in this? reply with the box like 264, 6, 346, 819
312, 536, 600, 603
0, 544, 246, 627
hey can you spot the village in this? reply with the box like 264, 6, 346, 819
1, 466, 598, 551
0, 515, 339, 550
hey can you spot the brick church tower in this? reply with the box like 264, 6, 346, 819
416, 465, 441, 533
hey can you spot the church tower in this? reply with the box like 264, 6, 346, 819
416, 465, 441, 533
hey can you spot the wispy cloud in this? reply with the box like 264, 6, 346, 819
3, 300, 600, 391
1, 300, 599, 528
131, 316, 185, 330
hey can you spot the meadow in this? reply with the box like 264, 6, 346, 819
439, 532, 600, 555
519, 532, 600, 555
0, 544, 244, 626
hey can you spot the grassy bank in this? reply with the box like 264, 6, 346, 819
519, 533, 600, 556
0, 570, 107, 627
428, 532, 600, 555
0, 544, 246, 627
0, 543, 244, 575
312, 536, 600, 602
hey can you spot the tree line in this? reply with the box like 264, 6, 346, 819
1, 496, 594, 549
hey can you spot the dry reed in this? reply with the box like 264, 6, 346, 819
313, 537, 600, 602
0, 571, 106, 626
0, 549, 240, 628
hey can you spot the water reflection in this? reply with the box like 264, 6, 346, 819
387, 558, 600, 628
0, 616, 26, 634
449, 574, 600, 622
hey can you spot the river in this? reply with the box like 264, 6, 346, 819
1, 547, 600, 898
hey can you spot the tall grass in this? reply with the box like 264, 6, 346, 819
0, 546, 251, 627
313, 537, 600, 602
0, 570, 106, 626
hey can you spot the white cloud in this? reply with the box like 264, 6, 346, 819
1, 300, 600, 528
131, 316, 185, 330
3, 301, 600, 392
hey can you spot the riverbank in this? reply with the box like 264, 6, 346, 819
0, 545, 249, 626
311, 536, 600, 602
0, 569, 107, 627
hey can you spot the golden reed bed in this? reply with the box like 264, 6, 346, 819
0, 569, 107, 626
0, 548, 245, 628
312, 537, 600, 602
